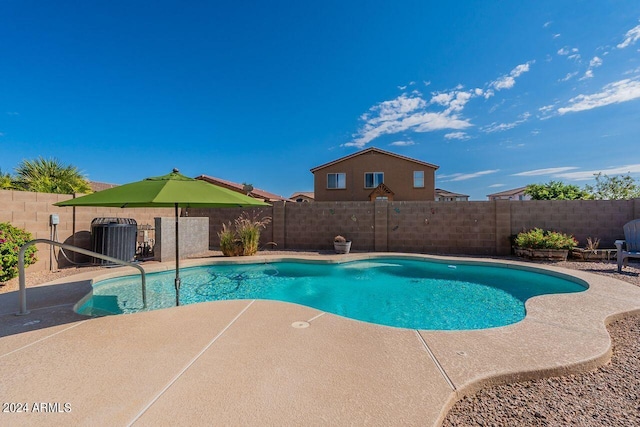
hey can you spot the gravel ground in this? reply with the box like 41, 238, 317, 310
443, 259, 640, 427
2, 254, 639, 426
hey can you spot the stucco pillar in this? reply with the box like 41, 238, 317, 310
272, 201, 286, 249
374, 200, 388, 252
495, 199, 512, 256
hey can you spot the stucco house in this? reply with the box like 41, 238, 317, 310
435, 188, 469, 201
486, 186, 531, 201
310, 147, 439, 201
290, 192, 314, 202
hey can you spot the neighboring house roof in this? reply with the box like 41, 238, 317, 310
290, 192, 314, 199
435, 188, 469, 198
310, 147, 439, 172
486, 186, 528, 198
196, 175, 291, 202
89, 181, 118, 192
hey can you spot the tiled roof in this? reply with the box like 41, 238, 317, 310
435, 188, 469, 198
290, 192, 314, 199
310, 147, 439, 172
486, 186, 528, 197
89, 181, 118, 192
196, 175, 291, 202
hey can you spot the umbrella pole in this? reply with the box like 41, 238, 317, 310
175, 203, 181, 306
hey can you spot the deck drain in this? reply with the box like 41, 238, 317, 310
291, 321, 310, 329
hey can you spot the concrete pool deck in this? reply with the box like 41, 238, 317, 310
1, 253, 639, 426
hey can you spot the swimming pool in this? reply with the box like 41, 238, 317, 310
76, 257, 587, 330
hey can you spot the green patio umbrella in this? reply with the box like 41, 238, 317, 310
55, 169, 270, 306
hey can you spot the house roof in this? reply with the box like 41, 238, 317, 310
435, 188, 469, 198
486, 186, 528, 197
196, 175, 291, 202
310, 147, 439, 173
290, 192, 315, 199
89, 181, 118, 192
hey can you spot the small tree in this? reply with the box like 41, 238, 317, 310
0, 222, 38, 283
525, 181, 591, 200
13, 157, 92, 194
584, 173, 640, 200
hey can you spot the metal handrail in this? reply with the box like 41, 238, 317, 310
17, 239, 147, 315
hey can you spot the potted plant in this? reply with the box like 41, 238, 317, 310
333, 235, 352, 254
514, 228, 577, 261
571, 237, 614, 261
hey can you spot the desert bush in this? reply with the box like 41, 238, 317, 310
515, 228, 577, 250
0, 222, 38, 283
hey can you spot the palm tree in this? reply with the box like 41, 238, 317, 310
0, 168, 14, 190
14, 157, 92, 194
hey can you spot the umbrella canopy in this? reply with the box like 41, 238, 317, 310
55, 169, 270, 306
56, 169, 270, 208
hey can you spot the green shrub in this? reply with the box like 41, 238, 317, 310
218, 213, 271, 257
515, 228, 577, 250
0, 222, 38, 283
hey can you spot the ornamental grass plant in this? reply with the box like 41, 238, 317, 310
218, 213, 271, 257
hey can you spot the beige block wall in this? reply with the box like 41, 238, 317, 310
510, 199, 636, 247
285, 201, 376, 251
1, 190, 173, 272
386, 201, 497, 255
188, 206, 275, 250
3, 189, 640, 273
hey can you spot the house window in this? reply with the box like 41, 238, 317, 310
327, 173, 346, 189
364, 172, 384, 188
413, 171, 424, 188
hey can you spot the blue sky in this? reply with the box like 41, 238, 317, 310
1, 1, 639, 200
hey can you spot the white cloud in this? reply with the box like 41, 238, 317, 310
491, 61, 534, 91
617, 23, 640, 49
580, 70, 594, 80
568, 53, 581, 61
423, 81, 431, 86
512, 167, 579, 177
560, 71, 578, 82
579, 56, 604, 80
554, 164, 640, 180
397, 85, 407, 90
345, 93, 473, 148
439, 169, 500, 182
543, 21, 552, 28
623, 66, 640, 75
557, 78, 640, 114
589, 56, 603, 68
488, 184, 506, 188
389, 140, 415, 147
444, 132, 470, 140
482, 112, 531, 133
558, 47, 570, 55
553, 33, 561, 39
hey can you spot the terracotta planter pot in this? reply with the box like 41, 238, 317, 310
334, 241, 352, 254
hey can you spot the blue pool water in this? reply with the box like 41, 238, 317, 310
76, 258, 587, 330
